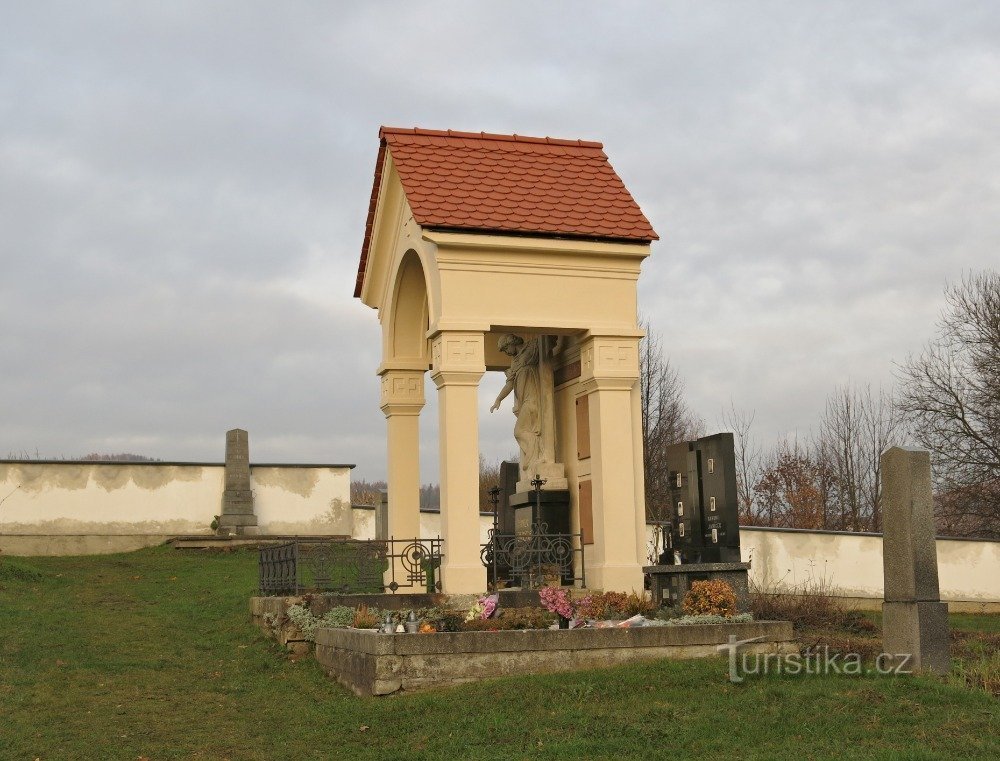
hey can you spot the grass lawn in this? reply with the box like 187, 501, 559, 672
1, 547, 997, 761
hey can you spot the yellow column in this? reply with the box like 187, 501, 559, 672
430, 331, 487, 594
579, 334, 645, 592
631, 380, 649, 566
379, 369, 425, 541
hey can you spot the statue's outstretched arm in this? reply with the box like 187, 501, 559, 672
490, 379, 514, 412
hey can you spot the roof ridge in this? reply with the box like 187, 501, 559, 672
379, 125, 603, 149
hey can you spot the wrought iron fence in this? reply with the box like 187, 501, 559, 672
480, 521, 585, 590
258, 537, 443, 595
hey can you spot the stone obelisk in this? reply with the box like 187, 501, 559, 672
217, 428, 257, 535
881, 446, 950, 673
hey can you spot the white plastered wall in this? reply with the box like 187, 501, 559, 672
251, 467, 352, 535
0, 462, 225, 537
642, 524, 1000, 609
350, 507, 494, 546
0, 461, 353, 555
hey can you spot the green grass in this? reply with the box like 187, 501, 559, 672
860, 609, 1000, 634
1, 548, 997, 760
950, 613, 1000, 633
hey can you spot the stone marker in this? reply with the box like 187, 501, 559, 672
217, 428, 258, 535
375, 489, 388, 541
880, 446, 950, 673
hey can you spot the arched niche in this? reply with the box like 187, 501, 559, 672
385, 249, 430, 367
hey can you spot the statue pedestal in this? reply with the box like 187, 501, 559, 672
510, 489, 571, 536
515, 462, 568, 493
510, 489, 574, 587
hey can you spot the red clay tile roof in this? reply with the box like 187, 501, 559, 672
354, 127, 658, 297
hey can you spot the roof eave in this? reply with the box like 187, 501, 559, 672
354, 138, 388, 299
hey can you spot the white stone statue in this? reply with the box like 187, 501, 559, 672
490, 334, 567, 490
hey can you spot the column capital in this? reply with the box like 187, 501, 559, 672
579, 334, 640, 384
379, 369, 425, 416
579, 376, 636, 394
429, 331, 485, 387
376, 359, 431, 375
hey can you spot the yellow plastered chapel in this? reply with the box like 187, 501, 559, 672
354, 127, 659, 593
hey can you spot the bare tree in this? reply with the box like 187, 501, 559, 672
753, 439, 833, 529
79, 453, 160, 462
720, 402, 762, 524
350, 479, 386, 507
419, 483, 440, 511
898, 271, 1000, 537
478, 455, 501, 512
815, 384, 905, 532
640, 319, 703, 521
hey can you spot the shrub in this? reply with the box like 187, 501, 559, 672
460, 607, 557, 631
320, 606, 355, 628
663, 613, 753, 626
502, 606, 555, 629
841, 611, 879, 635
748, 564, 847, 630
749, 588, 842, 629
682, 580, 737, 617
286, 604, 320, 641
460, 618, 506, 631
432, 611, 467, 632
577, 591, 656, 620
352, 604, 380, 629
285, 603, 390, 639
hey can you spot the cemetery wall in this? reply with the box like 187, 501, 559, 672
737, 526, 1000, 612
350, 516, 998, 609
3, 462, 997, 611
0, 460, 351, 555
351, 505, 495, 545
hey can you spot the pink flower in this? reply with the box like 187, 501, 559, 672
539, 586, 575, 619
479, 594, 498, 620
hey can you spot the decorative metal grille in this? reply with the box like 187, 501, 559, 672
480, 521, 585, 590
258, 537, 443, 596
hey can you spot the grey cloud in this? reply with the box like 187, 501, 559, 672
2, 2, 999, 479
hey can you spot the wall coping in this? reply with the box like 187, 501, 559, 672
351, 503, 494, 517
314, 620, 794, 655
739, 524, 999, 544
0, 460, 355, 469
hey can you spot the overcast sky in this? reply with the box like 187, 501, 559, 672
2, 2, 998, 481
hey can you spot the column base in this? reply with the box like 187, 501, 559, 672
588, 563, 645, 594
882, 600, 951, 674
441, 562, 487, 594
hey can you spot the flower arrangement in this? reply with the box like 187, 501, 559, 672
466, 593, 498, 621
538, 586, 575, 620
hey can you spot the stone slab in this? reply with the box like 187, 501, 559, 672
644, 562, 749, 574
644, 563, 750, 612
314, 621, 795, 696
